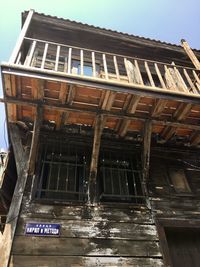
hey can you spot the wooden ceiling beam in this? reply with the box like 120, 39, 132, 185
174, 102, 192, 121
101, 90, 116, 111
190, 132, 200, 146
151, 99, 168, 117
88, 114, 106, 204
1, 96, 200, 131
118, 95, 140, 137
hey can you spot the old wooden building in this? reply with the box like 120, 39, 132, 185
0, 9, 200, 267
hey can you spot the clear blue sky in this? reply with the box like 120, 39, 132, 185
0, 0, 200, 149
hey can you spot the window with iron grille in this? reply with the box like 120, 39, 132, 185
36, 140, 90, 202
98, 149, 145, 204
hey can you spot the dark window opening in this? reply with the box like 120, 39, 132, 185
165, 227, 200, 267
98, 149, 144, 204
168, 167, 191, 194
36, 141, 90, 202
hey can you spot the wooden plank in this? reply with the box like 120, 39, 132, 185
183, 68, 198, 94
80, 50, 84, 76
67, 48, 72, 74
181, 39, 200, 70
143, 120, 152, 181
101, 91, 116, 111
12, 236, 161, 257
172, 63, 188, 93
151, 99, 168, 117
164, 65, 178, 91
144, 61, 155, 87
67, 85, 76, 105
9, 255, 164, 267
9, 9, 34, 63
24, 40, 37, 67
190, 132, 200, 146
28, 105, 43, 175
118, 95, 141, 137
59, 83, 68, 104
192, 70, 200, 89
91, 52, 96, 77
41, 43, 48, 69
161, 126, 177, 141
102, 54, 108, 80
134, 59, 144, 85
88, 115, 105, 204
54, 45, 60, 71
154, 63, 166, 89
16, 217, 158, 240
0, 124, 29, 267
20, 203, 153, 223
173, 103, 192, 121
113, 55, 120, 80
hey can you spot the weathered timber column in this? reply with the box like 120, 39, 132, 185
181, 39, 200, 70
0, 105, 42, 267
88, 114, 105, 204
9, 9, 34, 64
143, 120, 152, 182
0, 124, 29, 267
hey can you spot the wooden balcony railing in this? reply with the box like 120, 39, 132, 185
10, 37, 200, 95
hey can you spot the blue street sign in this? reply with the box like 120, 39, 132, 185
25, 223, 60, 237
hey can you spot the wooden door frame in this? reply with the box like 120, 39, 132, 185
156, 218, 200, 267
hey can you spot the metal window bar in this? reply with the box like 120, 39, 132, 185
37, 141, 89, 202
99, 150, 144, 203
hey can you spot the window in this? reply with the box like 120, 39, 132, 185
36, 141, 90, 202
168, 167, 191, 194
98, 149, 144, 204
72, 60, 99, 76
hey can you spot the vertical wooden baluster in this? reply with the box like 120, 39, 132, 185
25, 40, 37, 66
154, 63, 166, 89
80, 50, 84, 75
113, 56, 120, 80
67, 48, 72, 74
16, 52, 22, 65
134, 60, 144, 85
164, 65, 177, 91
183, 69, 198, 94
92, 51, 96, 77
193, 70, 200, 85
41, 43, 48, 69
55, 45, 61, 71
103, 54, 108, 80
144, 61, 155, 87
171, 63, 188, 93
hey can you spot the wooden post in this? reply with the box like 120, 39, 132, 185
88, 114, 105, 204
143, 120, 152, 182
0, 124, 29, 267
9, 9, 34, 64
28, 105, 43, 175
181, 39, 200, 70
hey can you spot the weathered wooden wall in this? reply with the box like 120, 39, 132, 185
149, 150, 200, 221
9, 199, 163, 266
8, 147, 200, 267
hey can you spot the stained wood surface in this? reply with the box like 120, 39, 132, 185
12, 236, 161, 257
9, 255, 164, 267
